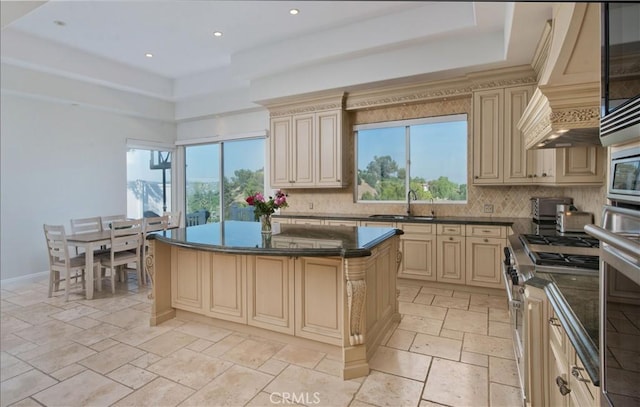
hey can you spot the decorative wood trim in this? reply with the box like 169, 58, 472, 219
262, 92, 346, 117
345, 256, 367, 346
531, 20, 553, 79
145, 239, 155, 300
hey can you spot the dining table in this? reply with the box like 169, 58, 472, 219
66, 229, 111, 300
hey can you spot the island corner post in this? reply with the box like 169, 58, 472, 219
144, 224, 402, 380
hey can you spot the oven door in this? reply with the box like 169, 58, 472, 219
502, 261, 525, 398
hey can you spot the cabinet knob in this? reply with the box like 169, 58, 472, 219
449, 237, 454, 241
527, 174, 533, 178
483, 238, 489, 243
549, 317, 561, 327
542, 173, 547, 177
571, 366, 590, 383
474, 176, 479, 179
555, 376, 571, 396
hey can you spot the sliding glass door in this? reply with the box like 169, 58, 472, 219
126, 148, 172, 219
185, 138, 265, 225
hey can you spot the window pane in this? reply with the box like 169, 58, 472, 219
126, 149, 172, 219
185, 144, 220, 224
410, 119, 467, 202
357, 127, 406, 201
223, 139, 265, 221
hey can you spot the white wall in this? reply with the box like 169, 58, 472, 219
0, 94, 176, 280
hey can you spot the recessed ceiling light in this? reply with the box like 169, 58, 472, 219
289, 9, 299, 15
145, 53, 153, 58
213, 31, 223, 37
53, 20, 66, 26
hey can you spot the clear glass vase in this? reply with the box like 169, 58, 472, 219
260, 214, 272, 234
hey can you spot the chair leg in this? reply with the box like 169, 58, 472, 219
48, 270, 56, 298
64, 269, 70, 302
111, 266, 116, 294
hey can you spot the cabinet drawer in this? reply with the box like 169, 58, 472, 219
465, 225, 506, 238
548, 308, 566, 354
437, 224, 463, 236
569, 353, 598, 405
400, 223, 435, 235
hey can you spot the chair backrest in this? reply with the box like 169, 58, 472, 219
144, 215, 169, 234
186, 209, 208, 226
70, 217, 102, 235
163, 211, 182, 229
44, 224, 70, 268
109, 219, 143, 256
101, 214, 127, 231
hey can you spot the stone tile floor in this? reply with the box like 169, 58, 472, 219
1, 275, 522, 407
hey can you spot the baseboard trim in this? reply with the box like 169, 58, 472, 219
1, 270, 49, 285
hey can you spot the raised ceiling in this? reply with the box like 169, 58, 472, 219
1, 1, 553, 113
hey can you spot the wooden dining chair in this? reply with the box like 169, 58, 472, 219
100, 214, 127, 231
142, 215, 169, 286
44, 224, 100, 301
163, 211, 182, 229
100, 219, 143, 293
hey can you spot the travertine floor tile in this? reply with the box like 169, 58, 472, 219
489, 321, 511, 339
314, 357, 342, 377
489, 308, 510, 323
439, 328, 464, 340
112, 377, 194, 406
147, 348, 233, 389
463, 333, 514, 360
70, 321, 126, 346
222, 338, 284, 368
413, 293, 435, 305
0, 352, 32, 381
432, 295, 469, 310
181, 364, 273, 406
111, 324, 174, 347
369, 345, 431, 381
29, 342, 97, 373
11, 320, 82, 344
489, 357, 520, 388
443, 308, 488, 334
49, 304, 100, 321
0, 369, 58, 407
107, 363, 157, 389
202, 334, 247, 357
5, 303, 63, 325
174, 320, 233, 342
489, 382, 522, 407
355, 370, 423, 407
411, 333, 462, 361
385, 328, 416, 350
397, 285, 421, 301
423, 358, 488, 407
6, 397, 42, 407
461, 351, 489, 367
137, 330, 198, 357
265, 365, 360, 407
273, 344, 325, 368
470, 294, 507, 310
78, 343, 145, 374
50, 363, 87, 381
33, 369, 131, 407
259, 358, 289, 376
186, 338, 214, 352
399, 302, 447, 320
397, 314, 442, 335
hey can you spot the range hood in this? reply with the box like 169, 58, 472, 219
519, 3, 602, 150
519, 82, 601, 149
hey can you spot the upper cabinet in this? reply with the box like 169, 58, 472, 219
266, 93, 347, 189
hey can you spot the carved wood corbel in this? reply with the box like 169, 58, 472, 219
145, 239, 155, 300
345, 257, 367, 346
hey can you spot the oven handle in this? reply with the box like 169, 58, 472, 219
585, 224, 640, 260
502, 263, 522, 309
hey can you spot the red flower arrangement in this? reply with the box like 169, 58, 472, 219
245, 190, 289, 220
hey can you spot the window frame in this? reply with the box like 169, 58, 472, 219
353, 113, 468, 204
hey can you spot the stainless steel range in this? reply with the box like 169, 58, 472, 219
503, 227, 600, 405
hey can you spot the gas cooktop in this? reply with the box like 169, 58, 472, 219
520, 234, 599, 249
518, 233, 600, 272
528, 251, 600, 270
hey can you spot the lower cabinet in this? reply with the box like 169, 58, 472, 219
436, 225, 466, 285
398, 223, 437, 281
465, 225, 506, 289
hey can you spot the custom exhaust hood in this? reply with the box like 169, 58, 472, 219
519, 3, 602, 150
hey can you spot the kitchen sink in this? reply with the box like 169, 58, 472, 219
369, 214, 436, 221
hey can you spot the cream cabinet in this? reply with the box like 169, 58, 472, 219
473, 89, 504, 184
204, 253, 246, 324
398, 223, 437, 281
504, 85, 537, 184
436, 224, 466, 285
171, 246, 204, 313
464, 225, 506, 289
268, 94, 346, 189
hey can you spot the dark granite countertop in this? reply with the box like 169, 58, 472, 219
275, 212, 524, 227
151, 220, 402, 258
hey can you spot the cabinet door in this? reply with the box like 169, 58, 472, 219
292, 114, 315, 186
436, 236, 465, 284
247, 256, 295, 335
531, 148, 556, 183
465, 237, 503, 288
473, 89, 504, 184
399, 224, 436, 281
295, 257, 343, 345
270, 116, 292, 188
171, 247, 203, 312
504, 85, 535, 184
555, 146, 604, 184
316, 110, 343, 187
205, 252, 246, 323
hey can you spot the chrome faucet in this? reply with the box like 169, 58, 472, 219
407, 189, 418, 216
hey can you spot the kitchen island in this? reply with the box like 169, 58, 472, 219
146, 221, 403, 379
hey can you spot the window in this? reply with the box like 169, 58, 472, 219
355, 114, 467, 202
185, 138, 265, 225
126, 148, 172, 218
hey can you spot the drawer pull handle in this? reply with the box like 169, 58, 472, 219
555, 376, 571, 396
571, 366, 590, 383
449, 237, 454, 241
549, 317, 561, 327
483, 238, 489, 243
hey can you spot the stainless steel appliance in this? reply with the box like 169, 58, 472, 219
586, 206, 640, 407
609, 146, 640, 205
503, 230, 599, 404
556, 211, 594, 233
531, 197, 573, 221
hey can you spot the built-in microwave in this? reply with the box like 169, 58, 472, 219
609, 147, 640, 205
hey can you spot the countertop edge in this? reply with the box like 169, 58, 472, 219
151, 228, 402, 258
274, 213, 518, 226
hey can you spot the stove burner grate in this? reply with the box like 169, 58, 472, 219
529, 251, 600, 270
520, 234, 599, 248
